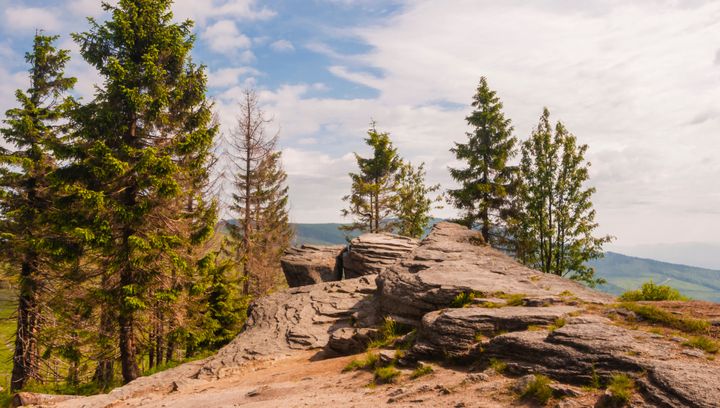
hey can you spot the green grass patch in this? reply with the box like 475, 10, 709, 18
0, 288, 15, 389
478, 301, 504, 308
619, 302, 709, 334
604, 373, 634, 406
489, 358, 507, 374
410, 364, 433, 379
548, 317, 566, 332
367, 317, 414, 349
519, 374, 553, 405
344, 352, 380, 372
682, 336, 720, 354
450, 291, 481, 308
373, 365, 401, 384
620, 280, 688, 302
495, 292, 526, 306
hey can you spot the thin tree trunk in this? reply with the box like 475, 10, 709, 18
243, 114, 252, 296
11, 256, 40, 391
93, 305, 115, 387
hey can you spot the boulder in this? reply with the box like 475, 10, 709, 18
412, 305, 579, 358
196, 275, 378, 379
343, 233, 419, 278
281, 244, 345, 287
326, 327, 379, 355
376, 222, 612, 321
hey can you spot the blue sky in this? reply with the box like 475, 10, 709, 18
2, 0, 720, 256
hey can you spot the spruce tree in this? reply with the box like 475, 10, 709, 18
448, 77, 517, 246
69, 0, 217, 383
0, 34, 76, 390
395, 162, 439, 238
225, 89, 292, 296
514, 108, 612, 285
341, 123, 402, 233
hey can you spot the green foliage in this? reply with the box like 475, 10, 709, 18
682, 336, 719, 354
368, 317, 413, 349
605, 374, 635, 406
450, 291, 479, 308
548, 318, 566, 332
619, 302, 709, 333
496, 292, 525, 306
410, 364, 434, 379
620, 280, 688, 301
511, 108, 612, 286
342, 123, 402, 234
489, 358, 507, 373
395, 162, 440, 238
448, 77, 518, 247
373, 365, 401, 384
519, 374, 553, 405
344, 352, 380, 372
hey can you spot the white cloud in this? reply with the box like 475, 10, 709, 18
207, 66, 259, 88
172, 0, 275, 26
270, 39, 294, 52
4, 6, 63, 32
201, 20, 252, 53
67, 0, 108, 17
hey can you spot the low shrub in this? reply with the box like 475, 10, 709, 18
519, 374, 553, 405
344, 352, 379, 372
604, 373, 634, 406
620, 280, 687, 302
451, 291, 479, 308
368, 317, 414, 348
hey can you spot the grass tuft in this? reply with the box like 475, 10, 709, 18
450, 291, 481, 308
620, 280, 688, 302
489, 358, 507, 374
519, 374, 553, 405
548, 317, 566, 331
619, 302, 709, 334
344, 352, 380, 372
373, 365, 401, 384
603, 373, 635, 406
367, 317, 414, 349
496, 292, 526, 306
682, 336, 720, 354
410, 364, 434, 379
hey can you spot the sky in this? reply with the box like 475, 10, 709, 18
1, 0, 720, 254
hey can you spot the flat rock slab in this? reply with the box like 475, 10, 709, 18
377, 223, 612, 320
485, 320, 720, 408
196, 276, 377, 379
281, 245, 345, 287
343, 233, 418, 278
413, 305, 579, 358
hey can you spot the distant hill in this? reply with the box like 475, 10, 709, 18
292, 223, 720, 303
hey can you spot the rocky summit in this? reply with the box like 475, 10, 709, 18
22, 223, 720, 407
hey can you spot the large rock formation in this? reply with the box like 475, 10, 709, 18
342, 233, 418, 278
280, 244, 345, 287
376, 223, 611, 321
38, 222, 720, 408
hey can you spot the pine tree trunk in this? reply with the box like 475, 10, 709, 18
11, 256, 40, 391
93, 306, 115, 386
242, 124, 252, 296
118, 305, 139, 383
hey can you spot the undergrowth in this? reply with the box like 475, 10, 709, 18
367, 317, 414, 349
519, 374, 553, 405
344, 352, 380, 372
682, 336, 720, 354
603, 373, 635, 406
620, 280, 688, 302
619, 302, 709, 334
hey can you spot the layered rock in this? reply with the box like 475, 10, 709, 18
376, 222, 612, 320
413, 305, 579, 358
196, 275, 377, 379
485, 318, 720, 407
281, 244, 345, 287
342, 233, 418, 279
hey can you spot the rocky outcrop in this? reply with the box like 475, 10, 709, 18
342, 233, 418, 279
413, 305, 579, 358
281, 244, 345, 287
196, 275, 377, 379
376, 223, 612, 320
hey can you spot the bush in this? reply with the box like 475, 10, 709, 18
604, 373, 634, 406
620, 281, 687, 302
683, 336, 720, 354
451, 291, 479, 308
344, 352, 380, 372
373, 365, 401, 384
619, 302, 709, 333
410, 364, 433, 379
520, 374, 553, 405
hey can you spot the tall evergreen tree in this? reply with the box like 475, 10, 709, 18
341, 123, 402, 233
0, 34, 76, 390
69, 0, 217, 383
514, 108, 612, 285
395, 162, 439, 238
448, 77, 517, 246
226, 89, 292, 296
